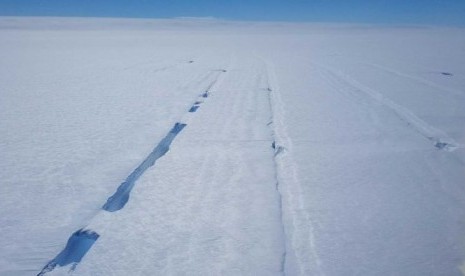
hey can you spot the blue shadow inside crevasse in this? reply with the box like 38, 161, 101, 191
202, 92, 209, 98
102, 122, 187, 212
38, 229, 99, 275
189, 105, 199, 112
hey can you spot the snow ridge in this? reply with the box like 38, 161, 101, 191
362, 62, 464, 98
314, 64, 463, 152
264, 83, 287, 275
316, 63, 461, 152
260, 58, 323, 275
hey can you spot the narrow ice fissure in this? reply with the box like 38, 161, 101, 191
38, 230, 99, 275
102, 122, 187, 212
102, 69, 225, 212
38, 68, 227, 275
189, 105, 200, 112
38, 121, 187, 275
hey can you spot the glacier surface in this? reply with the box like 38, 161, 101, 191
1, 17, 465, 275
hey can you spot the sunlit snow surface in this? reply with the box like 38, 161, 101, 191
1, 17, 465, 275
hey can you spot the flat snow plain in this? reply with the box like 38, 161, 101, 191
1, 17, 465, 275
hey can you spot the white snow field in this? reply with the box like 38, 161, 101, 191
1, 17, 465, 275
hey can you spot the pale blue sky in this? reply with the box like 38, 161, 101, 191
1, 0, 464, 25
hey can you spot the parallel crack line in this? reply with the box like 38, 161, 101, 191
260, 57, 323, 275
102, 122, 186, 212
38, 68, 227, 275
315, 63, 461, 152
262, 63, 288, 276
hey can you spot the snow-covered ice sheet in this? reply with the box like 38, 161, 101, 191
1, 17, 465, 275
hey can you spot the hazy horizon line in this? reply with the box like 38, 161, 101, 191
1, 15, 463, 28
